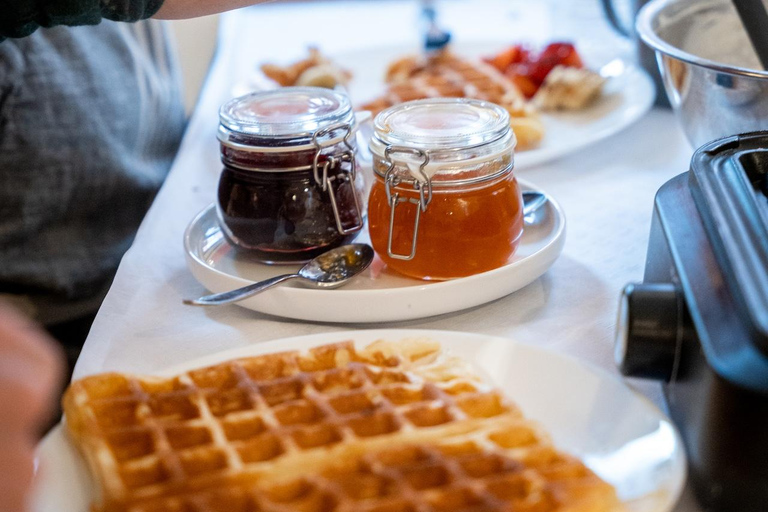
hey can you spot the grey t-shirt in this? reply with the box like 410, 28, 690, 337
0, 20, 186, 323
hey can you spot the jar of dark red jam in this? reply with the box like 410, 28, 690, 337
217, 87, 364, 264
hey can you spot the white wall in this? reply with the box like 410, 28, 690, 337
168, 15, 220, 114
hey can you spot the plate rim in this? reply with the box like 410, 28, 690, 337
183, 179, 566, 297
516, 61, 656, 168
35, 328, 687, 512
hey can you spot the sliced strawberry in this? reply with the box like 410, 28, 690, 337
489, 46, 519, 72
507, 72, 539, 99
512, 45, 532, 65
527, 59, 554, 86
540, 42, 583, 69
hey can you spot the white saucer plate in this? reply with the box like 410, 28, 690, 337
184, 180, 565, 323
32, 330, 686, 512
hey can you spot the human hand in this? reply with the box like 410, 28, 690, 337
0, 303, 64, 512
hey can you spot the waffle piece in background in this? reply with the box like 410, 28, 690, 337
359, 50, 545, 150
360, 49, 524, 116
63, 339, 531, 512
126, 417, 622, 512
261, 47, 352, 89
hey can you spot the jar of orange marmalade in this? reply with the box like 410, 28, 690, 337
367, 98, 523, 280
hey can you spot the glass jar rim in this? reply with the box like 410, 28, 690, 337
371, 98, 512, 150
219, 87, 355, 141
369, 98, 515, 184
218, 122, 361, 154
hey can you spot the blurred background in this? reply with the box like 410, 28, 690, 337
169, 0, 632, 113
169, 15, 220, 113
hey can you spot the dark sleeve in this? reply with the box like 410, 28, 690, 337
0, 0, 165, 40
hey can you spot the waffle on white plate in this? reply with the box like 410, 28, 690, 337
63, 339, 623, 512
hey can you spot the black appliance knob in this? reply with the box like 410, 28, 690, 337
615, 283, 682, 381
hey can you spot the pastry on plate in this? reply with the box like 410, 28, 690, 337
533, 65, 606, 111
63, 339, 622, 512
506, 97, 546, 151
261, 47, 352, 89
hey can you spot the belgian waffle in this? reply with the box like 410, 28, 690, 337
63, 339, 620, 512
125, 418, 620, 512
359, 51, 525, 117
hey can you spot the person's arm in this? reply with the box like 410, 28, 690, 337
152, 0, 275, 20
0, 304, 64, 512
0, 0, 275, 41
0, 0, 156, 40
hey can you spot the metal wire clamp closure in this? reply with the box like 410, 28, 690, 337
312, 122, 363, 236
384, 146, 433, 261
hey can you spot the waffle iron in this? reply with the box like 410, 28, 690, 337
615, 132, 768, 511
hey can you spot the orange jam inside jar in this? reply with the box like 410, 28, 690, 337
367, 98, 523, 280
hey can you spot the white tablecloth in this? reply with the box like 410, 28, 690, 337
75, 1, 700, 509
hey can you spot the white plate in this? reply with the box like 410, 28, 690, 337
184, 180, 565, 323
240, 41, 656, 169
32, 329, 686, 512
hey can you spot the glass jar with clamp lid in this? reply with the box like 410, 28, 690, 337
217, 87, 365, 264
367, 98, 523, 280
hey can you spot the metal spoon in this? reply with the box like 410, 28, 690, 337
522, 190, 548, 225
184, 244, 375, 307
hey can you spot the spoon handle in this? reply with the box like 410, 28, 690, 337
183, 274, 299, 306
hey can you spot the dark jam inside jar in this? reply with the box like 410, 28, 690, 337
216, 135, 363, 264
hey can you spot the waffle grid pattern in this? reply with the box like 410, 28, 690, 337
127, 420, 616, 512
65, 341, 621, 512
66, 343, 521, 510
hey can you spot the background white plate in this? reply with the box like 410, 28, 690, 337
339, 42, 656, 169
184, 181, 565, 323
240, 41, 656, 169
32, 330, 686, 512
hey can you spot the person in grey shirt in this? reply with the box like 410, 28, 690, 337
0, 21, 186, 361
0, 0, 269, 369
0, 2, 272, 511
0, 19, 185, 322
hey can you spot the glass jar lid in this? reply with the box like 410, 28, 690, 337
371, 98, 511, 151
369, 98, 515, 185
219, 87, 355, 140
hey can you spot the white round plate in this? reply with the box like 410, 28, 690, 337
183, 181, 565, 323
32, 329, 686, 512
239, 41, 656, 169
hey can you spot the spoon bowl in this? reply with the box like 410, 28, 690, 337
298, 244, 376, 288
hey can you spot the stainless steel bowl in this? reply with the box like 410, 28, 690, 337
637, 0, 768, 147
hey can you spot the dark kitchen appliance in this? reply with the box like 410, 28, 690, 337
615, 132, 768, 511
